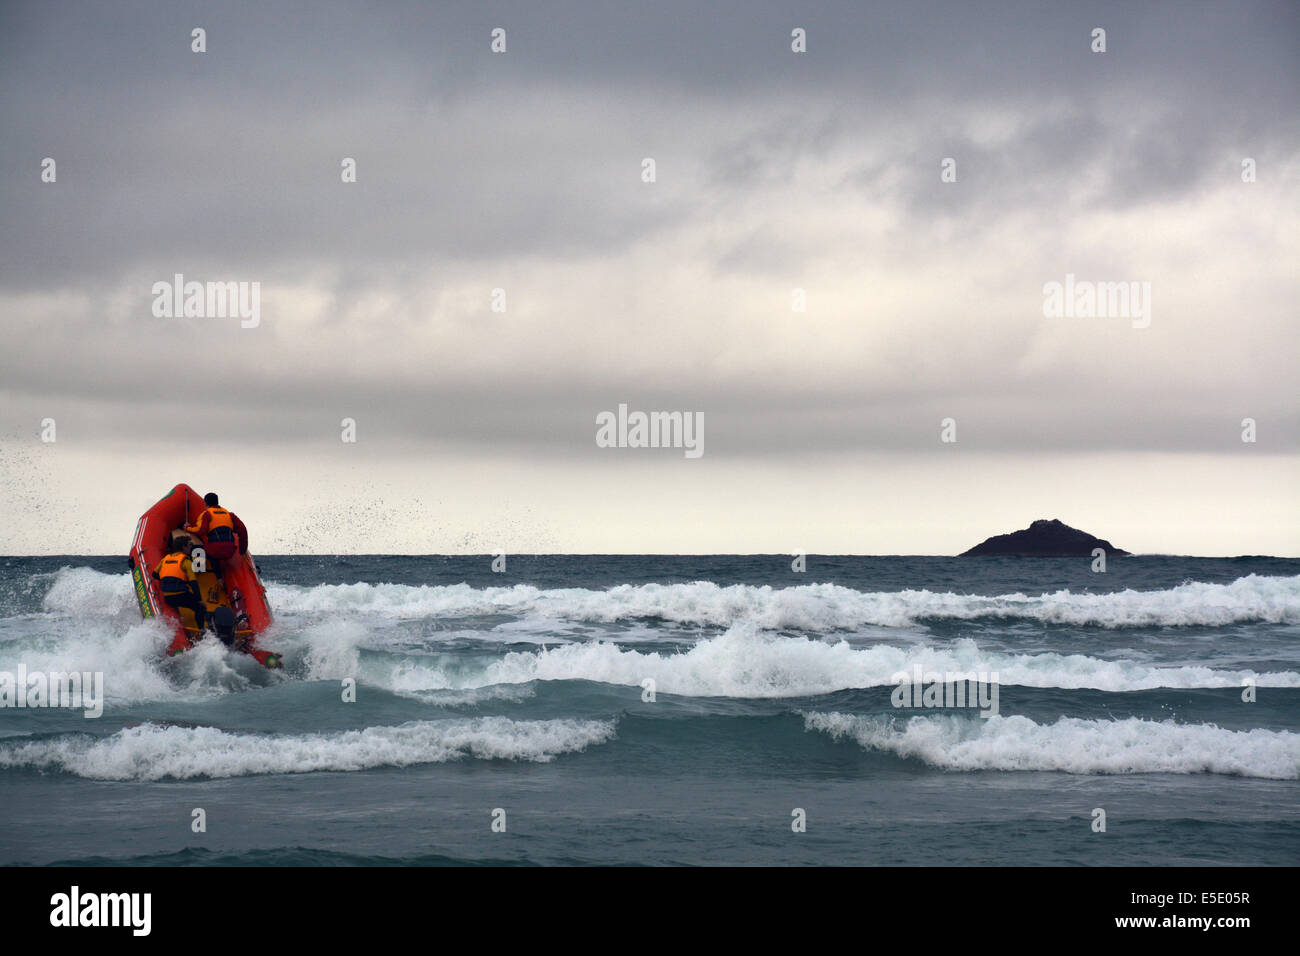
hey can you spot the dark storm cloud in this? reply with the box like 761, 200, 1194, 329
2, 0, 1295, 286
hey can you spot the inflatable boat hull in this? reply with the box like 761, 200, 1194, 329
128, 483, 278, 667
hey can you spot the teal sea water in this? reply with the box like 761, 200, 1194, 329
2, 555, 1298, 866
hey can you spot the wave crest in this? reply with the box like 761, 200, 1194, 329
0, 717, 616, 780
263, 574, 1300, 629
803, 711, 1300, 778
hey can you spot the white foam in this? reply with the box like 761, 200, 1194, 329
33, 568, 1300, 631
803, 711, 1300, 778
296, 620, 368, 682
0, 618, 197, 704
17, 569, 1300, 703
0, 716, 616, 780
40, 566, 140, 618
263, 573, 1300, 630
467, 627, 1299, 696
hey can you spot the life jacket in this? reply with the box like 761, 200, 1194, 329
203, 507, 234, 531
157, 552, 192, 588
200, 507, 236, 542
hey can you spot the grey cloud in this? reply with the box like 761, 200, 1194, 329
4, 1, 1296, 288
0, 0, 1296, 464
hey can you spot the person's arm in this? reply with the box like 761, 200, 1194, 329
185, 511, 210, 536
182, 556, 195, 579
151, 556, 163, 579
232, 512, 249, 553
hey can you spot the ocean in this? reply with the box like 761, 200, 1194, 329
1, 554, 1297, 866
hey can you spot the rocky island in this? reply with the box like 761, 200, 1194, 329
960, 518, 1130, 557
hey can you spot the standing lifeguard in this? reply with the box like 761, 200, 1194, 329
185, 492, 249, 574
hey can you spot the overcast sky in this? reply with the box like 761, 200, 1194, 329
1, 0, 1296, 555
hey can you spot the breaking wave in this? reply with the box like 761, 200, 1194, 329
33, 568, 1300, 630
0, 716, 616, 780
264, 573, 1300, 629
373, 627, 1300, 696
803, 711, 1300, 778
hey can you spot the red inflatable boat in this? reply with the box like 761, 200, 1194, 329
128, 483, 280, 668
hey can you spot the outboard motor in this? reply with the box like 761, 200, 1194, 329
211, 605, 237, 646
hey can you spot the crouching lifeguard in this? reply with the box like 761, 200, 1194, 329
152, 545, 207, 633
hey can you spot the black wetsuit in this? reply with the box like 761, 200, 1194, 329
160, 578, 206, 631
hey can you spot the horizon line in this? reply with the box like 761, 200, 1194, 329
6, 552, 1299, 560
